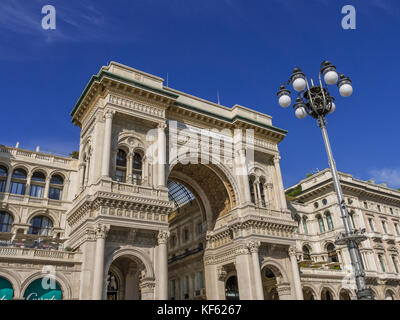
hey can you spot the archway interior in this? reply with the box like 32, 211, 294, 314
107, 256, 144, 300
225, 276, 239, 300
0, 277, 14, 300
321, 288, 334, 300
303, 287, 315, 300
339, 289, 351, 300
262, 267, 279, 300
166, 162, 237, 300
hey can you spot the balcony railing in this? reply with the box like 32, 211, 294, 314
0, 246, 80, 263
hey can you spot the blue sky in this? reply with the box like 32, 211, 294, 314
1, 0, 400, 189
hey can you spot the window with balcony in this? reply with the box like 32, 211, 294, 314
28, 215, 53, 236
9, 168, 27, 195
0, 165, 7, 193
48, 174, 64, 200
30, 171, 46, 198
303, 245, 311, 261
0, 211, 13, 233
327, 243, 338, 263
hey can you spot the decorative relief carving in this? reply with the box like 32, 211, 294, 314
247, 241, 261, 253
95, 224, 110, 239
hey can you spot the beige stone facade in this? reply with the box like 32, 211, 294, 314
288, 169, 400, 300
1, 62, 396, 300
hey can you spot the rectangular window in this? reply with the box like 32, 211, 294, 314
382, 221, 388, 234
30, 184, 44, 198
9, 182, 25, 195
395, 224, 400, 236
199, 271, 204, 289
378, 255, 386, 272
184, 276, 189, 296
48, 187, 62, 200
390, 208, 394, 215
364, 202, 368, 209
368, 218, 375, 232
392, 256, 399, 273
377, 205, 381, 212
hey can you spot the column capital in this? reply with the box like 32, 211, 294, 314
288, 246, 297, 257
103, 109, 115, 120
273, 154, 281, 163
95, 224, 110, 239
158, 122, 167, 130
247, 240, 261, 253
157, 230, 169, 245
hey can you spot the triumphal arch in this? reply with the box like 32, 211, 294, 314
66, 61, 302, 300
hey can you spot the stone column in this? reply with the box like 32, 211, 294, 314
25, 173, 32, 196
157, 123, 167, 187
248, 241, 264, 300
288, 246, 303, 300
44, 177, 50, 199
273, 155, 287, 210
235, 246, 254, 299
126, 152, 133, 184
255, 179, 262, 207
101, 110, 115, 178
92, 224, 110, 300
158, 230, 169, 299
5, 171, 12, 193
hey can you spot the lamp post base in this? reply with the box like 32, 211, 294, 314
356, 288, 374, 300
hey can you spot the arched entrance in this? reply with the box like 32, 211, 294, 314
167, 161, 238, 300
261, 267, 279, 300
106, 255, 145, 300
339, 289, 352, 300
303, 286, 316, 300
321, 287, 334, 300
225, 276, 239, 300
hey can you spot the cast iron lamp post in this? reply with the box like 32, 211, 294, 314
277, 61, 374, 300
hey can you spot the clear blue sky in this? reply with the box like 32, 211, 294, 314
1, 0, 400, 189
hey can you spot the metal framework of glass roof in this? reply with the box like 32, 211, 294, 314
167, 180, 195, 209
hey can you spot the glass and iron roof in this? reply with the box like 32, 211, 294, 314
167, 180, 195, 209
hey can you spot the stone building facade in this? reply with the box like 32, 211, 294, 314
1, 62, 398, 300
0, 62, 302, 300
288, 169, 400, 300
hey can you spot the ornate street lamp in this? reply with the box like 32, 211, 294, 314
277, 61, 374, 300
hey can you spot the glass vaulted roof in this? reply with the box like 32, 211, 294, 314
167, 180, 195, 209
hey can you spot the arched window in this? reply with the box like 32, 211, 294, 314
325, 212, 334, 231
48, 174, 64, 200
303, 245, 311, 261
0, 165, 7, 193
132, 152, 142, 185
28, 215, 53, 236
0, 212, 13, 232
115, 149, 127, 183
327, 243, 338, 263
30, 171, 46, 198
225, 276, 239, 300
317, 215, 325, 233
249, 177, 255, 204
302, 217, 308, 235
9, 168, 27, 195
